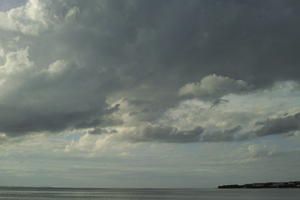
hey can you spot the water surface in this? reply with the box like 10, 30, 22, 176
0, 187, 299, 199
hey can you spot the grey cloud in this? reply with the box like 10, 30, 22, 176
255, 113, 300, 137
0, 51, 120, 136
26, 0, 300, 89
126, 99, 176, 123
210, 98, 229, 109
114, 125, 253, 143
0, 105, 100, 136
115, 118, 297, 143
110, 0, 300, 88
0, 0, 300, 138
200, 126, 244, 142
88, 127, 117, 135
119, 125, 204, 143
2, 0, 300, 86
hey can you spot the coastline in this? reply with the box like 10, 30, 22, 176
218, 181, 300, 189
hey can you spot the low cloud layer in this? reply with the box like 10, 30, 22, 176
70, 81, 300, 145
256, 113, 300, 137
115, 125, 204, 143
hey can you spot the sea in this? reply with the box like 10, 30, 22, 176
0, 187, 299, 200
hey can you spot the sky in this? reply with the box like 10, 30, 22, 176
0, 0, 300, 188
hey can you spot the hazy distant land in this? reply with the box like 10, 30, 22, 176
218, 181, 300, 189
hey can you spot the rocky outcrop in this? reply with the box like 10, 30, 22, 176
218, 181, 300, 189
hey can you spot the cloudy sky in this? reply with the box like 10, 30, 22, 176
0, 0, 300, 188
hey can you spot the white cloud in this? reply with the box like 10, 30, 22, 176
0, 0, 79, 35
179, 74, 252, 100
246, 144, 278, 158
0, 47, 33, 74
159, 80, 300, 142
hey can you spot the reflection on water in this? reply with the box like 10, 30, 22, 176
0, 187, 299, 200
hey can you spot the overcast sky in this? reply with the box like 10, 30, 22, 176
0, 0, 299, 188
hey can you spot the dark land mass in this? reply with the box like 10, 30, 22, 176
218, 181, 300, 189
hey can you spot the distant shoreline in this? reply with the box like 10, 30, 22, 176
218, 181, 300, 189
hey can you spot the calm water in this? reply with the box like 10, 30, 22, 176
0, 188, 299, 200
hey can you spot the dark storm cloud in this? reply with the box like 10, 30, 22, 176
114, 0, 300, 88
255, 113, 300, 137
26, 0, 300, 88
0, 0, 300, 138
0, 105, 99, 136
